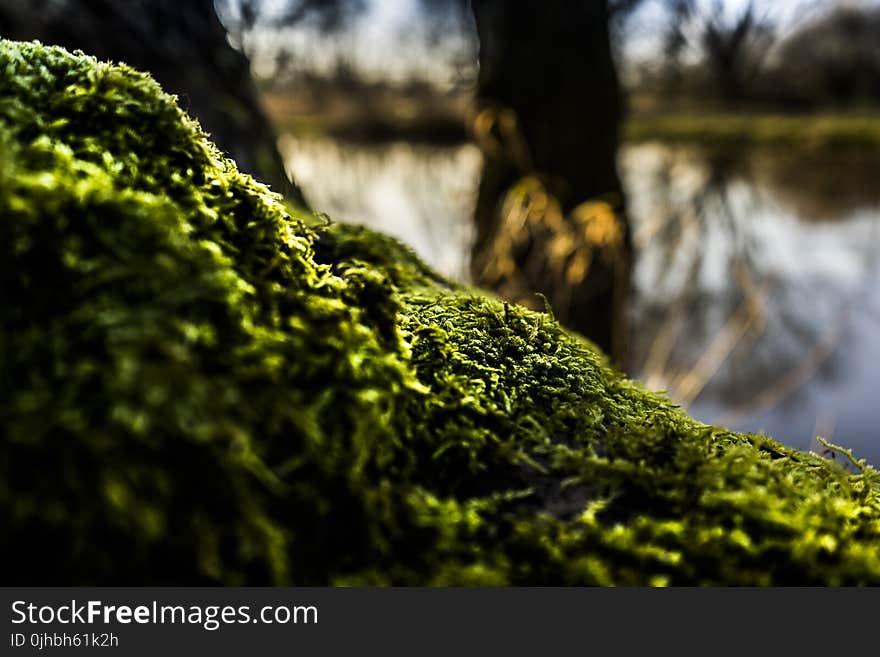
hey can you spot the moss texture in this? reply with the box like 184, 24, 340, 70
2, 39, 880, 585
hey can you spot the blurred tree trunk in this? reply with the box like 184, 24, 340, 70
0, 0, 306, 206
470, 0, 631, 363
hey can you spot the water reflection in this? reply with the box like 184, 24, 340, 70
280, 134, 480, 280
281, 135, 880, 465
623, 144, 880, 464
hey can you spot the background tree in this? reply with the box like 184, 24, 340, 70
699, 1, 773, 102
643, 0, 776, 102
469, 0, 631, 362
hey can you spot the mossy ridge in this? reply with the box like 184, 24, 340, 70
2, 40, 879, 586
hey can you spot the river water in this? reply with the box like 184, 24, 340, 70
281, 134, 880, 466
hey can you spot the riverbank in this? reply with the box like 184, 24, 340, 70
625, 112, 880, 150
264, 86, 880, 152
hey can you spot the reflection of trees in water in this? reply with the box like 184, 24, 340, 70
280, 136, 480, 280
625, 143, 880, 431
753, 149, 880, 222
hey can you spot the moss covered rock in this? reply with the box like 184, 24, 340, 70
2, 39, 880, 585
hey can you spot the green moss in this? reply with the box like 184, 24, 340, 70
2, 39, 880, 585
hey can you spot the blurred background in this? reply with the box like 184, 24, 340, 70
2, 0, 879, 464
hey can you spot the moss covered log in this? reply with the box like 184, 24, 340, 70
2, 40, 880, 585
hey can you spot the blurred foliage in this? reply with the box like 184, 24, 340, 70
475, 175, 628, 349
769, 4, 880, 107
3, 39, 880, 586
629, 2, 880, 111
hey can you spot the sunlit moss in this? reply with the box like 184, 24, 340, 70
2, 39, 880, 585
